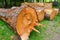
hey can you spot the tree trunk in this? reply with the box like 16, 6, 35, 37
0, 5, 38, 40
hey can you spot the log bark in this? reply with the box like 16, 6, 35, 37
0, 6, 24, 30
0, 5, 38, 40
21, 3, 52, 9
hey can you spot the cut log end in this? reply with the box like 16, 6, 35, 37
21, 3, 45, 21
37, 10, 44, 21
44, 9, 56, 20
16, 7, 38, 40
0, 6, 38, 40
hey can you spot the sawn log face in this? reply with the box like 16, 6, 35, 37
0, 5, 38, 40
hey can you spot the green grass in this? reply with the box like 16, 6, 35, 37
0, 20, 15, 40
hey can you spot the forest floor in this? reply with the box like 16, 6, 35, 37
0, 8, 60, 40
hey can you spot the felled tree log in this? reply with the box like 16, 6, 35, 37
21, 3, 45, 21
44, 9, 58, 20
0, 5, 40, 40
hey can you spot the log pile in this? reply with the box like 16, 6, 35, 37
0, 2, 59, 40
21, 3, 59, 20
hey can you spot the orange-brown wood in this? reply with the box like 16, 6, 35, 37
44, 9, 56, 20
21, 3, 44, 7
0, 3, 59, 40
37, 9, 44, 21
53, 8, 59, 15
16, 7, 38, 40
21, 3, 45, 21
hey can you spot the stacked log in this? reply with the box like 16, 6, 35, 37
21, 3, 45, 21
0, 2, 59, 40
0, 5, 40, 40
44, 9, 57, 20
22, 3, 52, 8
21, 3, 59, 21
